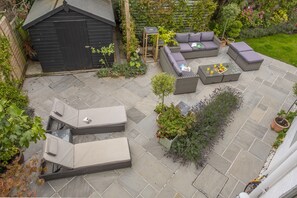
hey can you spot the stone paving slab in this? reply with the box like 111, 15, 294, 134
229, 151, 263, 183
22, 47, 297, 198
193, 164, 228, 198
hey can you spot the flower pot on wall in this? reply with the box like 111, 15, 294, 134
158, 135, 178, 151
271, 117, 290, 132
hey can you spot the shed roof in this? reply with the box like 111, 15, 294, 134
23, 0, 115, 29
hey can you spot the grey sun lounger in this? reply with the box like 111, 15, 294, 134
47, 98, 127, 135
40, 133, 132, 181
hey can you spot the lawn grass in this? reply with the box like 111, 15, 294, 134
242, 34, 297, 67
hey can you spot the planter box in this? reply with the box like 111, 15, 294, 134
158, 135, 178, 150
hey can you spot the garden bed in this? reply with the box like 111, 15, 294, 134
168, 87, 242, 166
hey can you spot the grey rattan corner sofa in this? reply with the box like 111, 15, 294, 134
159, 47, 199, 95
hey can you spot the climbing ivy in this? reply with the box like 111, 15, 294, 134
127, 0, 217, 36
0, 36, 12, 82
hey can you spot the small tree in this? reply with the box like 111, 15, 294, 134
151, 73, 175, 112
287, 82, 297, 113
0, 99, 46, 166
221, 3, 241, 39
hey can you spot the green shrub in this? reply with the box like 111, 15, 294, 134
97, 62, 147, 79
227, 20, 243, 38
273, 110, 297, 148
0, 99, 45, 165
151, 73, 175, 112
240, 22, 296, 38
0, 82, 28, 109
157, 104, 195, 139
169, 87, 242, 166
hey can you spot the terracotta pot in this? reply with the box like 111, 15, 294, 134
271, 117, 290, 132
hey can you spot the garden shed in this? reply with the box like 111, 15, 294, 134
23, 0, 115, 72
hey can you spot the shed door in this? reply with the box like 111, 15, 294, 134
55, 20, 92, 70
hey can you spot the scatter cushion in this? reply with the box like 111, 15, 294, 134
239, 51, 264, 63
179, 43, 192, 52
167, 53, 176, 65
171, 52, 185, 62
54, 101, 64, 117
201, 41, 218, 50
201, 32, 214, 41
172, 61, 183, 76
175, 33, 189, 43
164, 46, 171, 55
189, 33, 201, 42
229, 42, 253, 53
45, 137, 58, 156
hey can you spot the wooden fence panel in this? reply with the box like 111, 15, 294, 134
0, 16, 26, 81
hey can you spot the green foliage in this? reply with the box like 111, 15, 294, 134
157, 26, 178, 46
129, 52, 142, 68
0, 99, 46, 165
221, 3, 241, 38
151, 73, 175, 111
0, 82, 28, 109
96, 61, 147, 79
128, 0, 217, 35
154, 103, 165, 114
242, 34, 297, 67
0, 36, 12, 82
293, 83, 297, 96
169, 87, 242, 166
90, 43, 115, 68
157, 104, 196, 139
226, 20, 243, 38
273, 111, 297, 148
188, 0, 217, 32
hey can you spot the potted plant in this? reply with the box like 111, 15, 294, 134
153, 26, 180, 52
157, 104, 195, 150
151, 73, 175, 113
271, 83, 297, 132
0, 99, 46, 172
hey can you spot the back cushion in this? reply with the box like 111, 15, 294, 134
45, 137, 58, 156
164, 46, 171, 55
173, 62, 183, 76
54, 101, 65, 117
167, 53, 176, 65
189, 33, 201, 42
201, 32, 214, 41
175, 33, 189, 43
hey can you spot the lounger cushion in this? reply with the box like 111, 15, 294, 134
50, 99, 79, 128
78, 106, 127, 128
179, 43, 192, 52
201, 41, 219, 50
45, 136, 58, 156
175, 33, 189, 43
189, 33, 201, 42
54, 101, 64, 117
201, 32, 214, 41
74, 137, 131, 168
43, 134, 74, 169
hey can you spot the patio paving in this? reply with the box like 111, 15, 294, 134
22, 47, 297, 198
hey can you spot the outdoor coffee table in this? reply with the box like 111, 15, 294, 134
197, 63, 242, 85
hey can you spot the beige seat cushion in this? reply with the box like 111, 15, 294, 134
74, 137, 131, 168
43, 134, 74, 169
78, 106, 127, 128
50, 98, 79, 128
